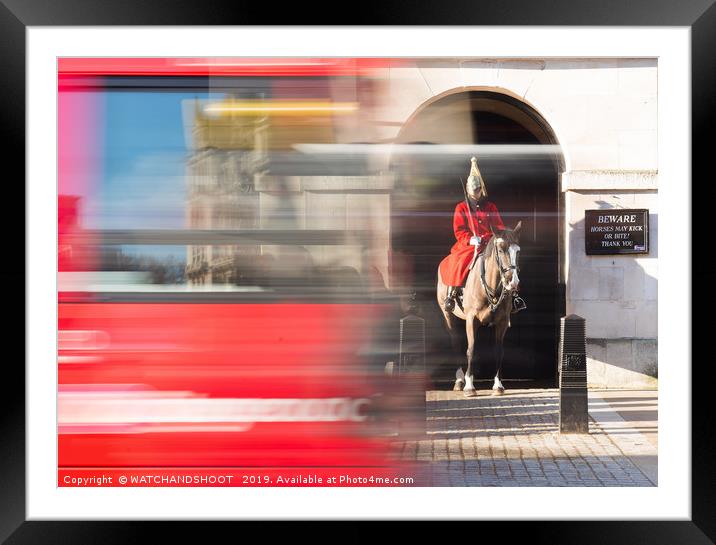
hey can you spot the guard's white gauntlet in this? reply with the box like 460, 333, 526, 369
469, 236, 481, 246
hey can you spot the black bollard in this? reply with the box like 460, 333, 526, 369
399, 314, 425, 375
559, 314, 589, 434
397, 312, 427, 438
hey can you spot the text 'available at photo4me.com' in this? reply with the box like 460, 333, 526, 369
59, 469, 419, 487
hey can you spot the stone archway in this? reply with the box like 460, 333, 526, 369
389, 90, 565, 386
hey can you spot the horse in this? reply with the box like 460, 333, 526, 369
436, 221, 522, 397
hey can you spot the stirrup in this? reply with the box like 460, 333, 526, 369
511, 295, 527, 314
444, 294, 456, 312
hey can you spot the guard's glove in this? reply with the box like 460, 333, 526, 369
469, 236, 481, 246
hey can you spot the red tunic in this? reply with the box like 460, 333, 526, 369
438, 200, 506, 286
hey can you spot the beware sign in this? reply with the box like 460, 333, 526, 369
585, 209, 649, 255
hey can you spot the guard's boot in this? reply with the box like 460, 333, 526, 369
444, 287, 456, 312
511, 293, 527, 314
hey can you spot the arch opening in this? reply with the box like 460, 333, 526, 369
389, 90, 565, 386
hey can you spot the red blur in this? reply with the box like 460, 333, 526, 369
57, 57, 423, 482
58, 303, 393, 467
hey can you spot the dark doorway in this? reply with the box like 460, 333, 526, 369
390, 91, 564, 387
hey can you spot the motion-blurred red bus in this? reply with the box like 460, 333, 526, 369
58, 58, 424, 484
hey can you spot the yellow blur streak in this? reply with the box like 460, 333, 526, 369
204, 100, 359, 116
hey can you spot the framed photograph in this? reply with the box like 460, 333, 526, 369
6, 1, 713, 543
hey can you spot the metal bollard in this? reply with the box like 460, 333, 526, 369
559, 314, 589, 434
399, 314, 426, 375
397, 313, 427, 438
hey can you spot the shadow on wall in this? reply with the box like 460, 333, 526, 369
566, 198, 658, 389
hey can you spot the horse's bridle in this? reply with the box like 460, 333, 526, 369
479, 237, 519, 314
496, 242, 520, 282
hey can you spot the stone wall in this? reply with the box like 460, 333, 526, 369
565, 185, 657, 387
256, 175, 392, 286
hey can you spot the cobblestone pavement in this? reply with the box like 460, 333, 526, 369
396, 389, 656, 487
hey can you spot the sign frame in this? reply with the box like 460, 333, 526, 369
584, 208, 650, 256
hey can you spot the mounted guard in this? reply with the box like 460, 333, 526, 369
436, 157, 527, 397
438, 156, 527, 314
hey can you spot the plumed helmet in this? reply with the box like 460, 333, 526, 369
466, 156, 488, 199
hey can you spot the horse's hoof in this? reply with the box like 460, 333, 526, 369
492, 387, 505, 396
464, 389, 477, 398
453, 380, 465, 392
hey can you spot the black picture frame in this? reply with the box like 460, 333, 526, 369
5, 1, 713, 543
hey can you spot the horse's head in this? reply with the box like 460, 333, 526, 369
489, 221, 522, 292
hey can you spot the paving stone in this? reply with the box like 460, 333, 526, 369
401, 389, 656, 487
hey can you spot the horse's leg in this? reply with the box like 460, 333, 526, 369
444, 312, 466, 391
464, 314, 479, 398
492, 320, 509, 396
440, 309, 465, 391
